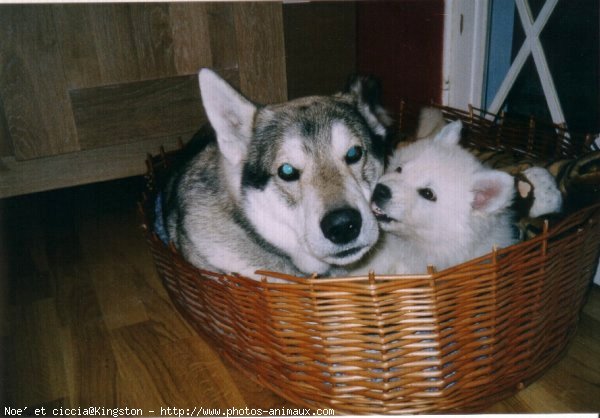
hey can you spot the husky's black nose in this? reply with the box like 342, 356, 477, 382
321, 208, 362, 244
372, 183, 391, 205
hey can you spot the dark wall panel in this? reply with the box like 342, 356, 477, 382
357, 1, 445, 111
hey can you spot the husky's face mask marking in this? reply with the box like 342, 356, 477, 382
243, 107, 385, 273
199, 70, 390, 274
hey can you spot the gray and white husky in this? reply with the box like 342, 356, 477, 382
159, 69, 391, 279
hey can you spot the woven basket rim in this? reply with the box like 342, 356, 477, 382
141, 201, 600, 283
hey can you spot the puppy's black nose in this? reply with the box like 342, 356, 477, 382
321, 207, 362, 244
372, 183, 391, 205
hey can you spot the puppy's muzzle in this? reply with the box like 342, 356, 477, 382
372, 183, 392, 206
371, 184, 394, 223
320, 207, 362, 244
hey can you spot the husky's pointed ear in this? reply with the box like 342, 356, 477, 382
472, 170, 515, 214
199, 68, 257, 165
345, 75, 393, 137
433, 120, 462, 146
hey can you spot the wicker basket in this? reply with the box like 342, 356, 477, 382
140, 103, 600, 414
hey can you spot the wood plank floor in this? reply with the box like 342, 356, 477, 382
1, 177, 599, 414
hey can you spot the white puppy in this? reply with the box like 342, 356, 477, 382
352, 120, 517, 275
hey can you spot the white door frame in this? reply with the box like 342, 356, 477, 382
443, 0, 597, 284
442, 0, 489, 110
443, 0, 567, 127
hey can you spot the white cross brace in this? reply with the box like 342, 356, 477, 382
488, 0, 567, 126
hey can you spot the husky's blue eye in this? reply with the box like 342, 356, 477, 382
278, 163, 300, 181
418, 188, 437, 202
345, 146, 363, 164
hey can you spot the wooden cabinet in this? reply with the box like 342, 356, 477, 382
0, 3, 287, 197
0, 2, 440, 199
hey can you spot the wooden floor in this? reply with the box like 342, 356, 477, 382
1, 178, 599, 415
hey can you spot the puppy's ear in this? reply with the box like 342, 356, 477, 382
415, 107, 447, 139
199, 68, 257, 165
471, 170, 515, 214
345, 75, 393, 137
433, 120, 462, 146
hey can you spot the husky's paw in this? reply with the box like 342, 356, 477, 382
521, 167, 563, 217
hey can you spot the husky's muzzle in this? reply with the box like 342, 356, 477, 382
317, 205, 377, 263
320, 207, 362, 244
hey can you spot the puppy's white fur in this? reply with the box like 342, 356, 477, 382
352, 118, 517, 275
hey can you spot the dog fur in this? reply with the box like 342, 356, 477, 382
159, 69, 391, 279
351, 116, 518, 275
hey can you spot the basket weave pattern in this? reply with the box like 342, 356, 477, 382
141, 103, 600, 414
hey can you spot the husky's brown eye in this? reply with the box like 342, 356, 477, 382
345, 146, 363, 164
418, 187, 437, 202
278, 163, 300, 181
395, 166, 402, 173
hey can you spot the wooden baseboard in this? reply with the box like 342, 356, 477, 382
0, 134, 189, 198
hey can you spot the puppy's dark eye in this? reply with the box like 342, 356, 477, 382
395, 166, 402, 173
345, 146, 363, 164
418, 188, 437, 202
278, 163, 300, 181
